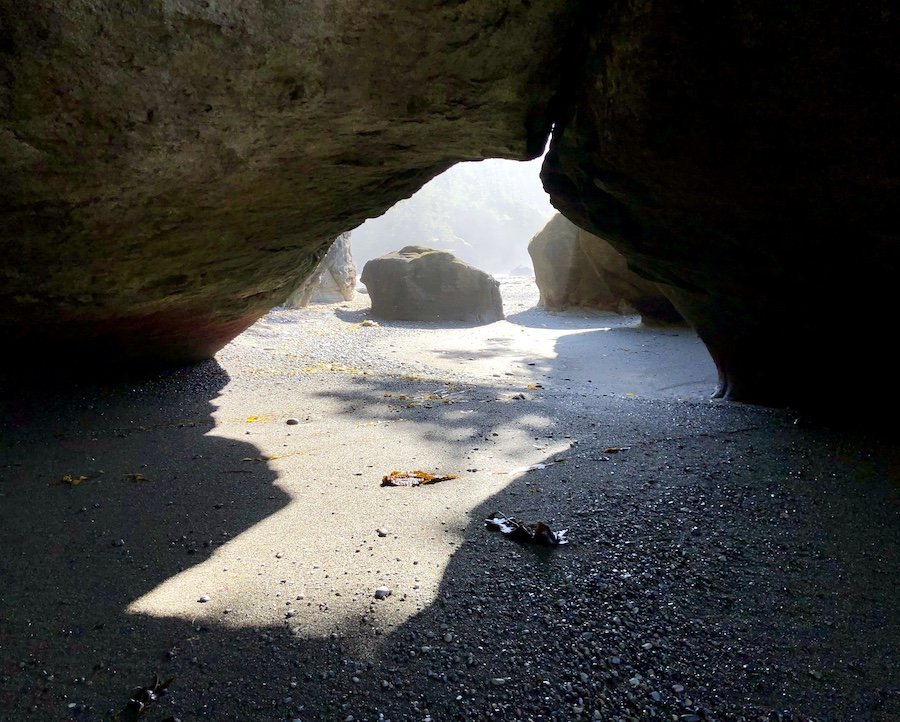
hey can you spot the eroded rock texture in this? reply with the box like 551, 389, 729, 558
529, 214, 682, 324
541, 2, 900, 406
361, 246, 503, 323
283, 232, 356, 308
2, 1, 898, 408
0, 1, 573, 363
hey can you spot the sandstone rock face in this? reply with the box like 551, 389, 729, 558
361, 246, 503, 323
2, 2, 899, 409
540, 2, 900, 407
283, 232, 357, 308
528, 214, 682, 324
0, 1, 574, 363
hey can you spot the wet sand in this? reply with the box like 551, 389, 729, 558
1, 279, 897, 721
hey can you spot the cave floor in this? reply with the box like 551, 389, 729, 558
1, 278, 897, 721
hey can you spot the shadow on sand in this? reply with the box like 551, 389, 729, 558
1, 333, 897, 720
0, 363, 293, 718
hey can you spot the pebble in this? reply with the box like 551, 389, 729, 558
286, 418, 300, 425
376, 527, 388, 537
198, 595, 211, 603
374, 587, 391, 600
112, 539, 125, 547
490, 677, 509, 686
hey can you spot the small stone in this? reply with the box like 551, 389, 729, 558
374, 587, 391, 600
361, 320, 379, 327
275, 552, 284, 558
490, 677, 509, 686
112, 539, 125, 547
376, 528, 388, 538
286, 418, 300, 425
672, 684, 685, 694
443, 632, 454, 643
651, 691, 662, 702
197, 595, 210, 603
285, 610, 296, 618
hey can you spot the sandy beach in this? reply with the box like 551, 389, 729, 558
1, 278, 897, 721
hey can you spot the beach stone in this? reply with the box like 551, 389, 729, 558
283, 232, 357, 308
374, 587, 391, 600
528, 214, 682, 324
361, 247, 503, 323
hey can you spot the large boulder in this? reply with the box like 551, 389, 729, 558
361, 246, 503, 323
283, 232, 357, 308
528, 214, 682, 324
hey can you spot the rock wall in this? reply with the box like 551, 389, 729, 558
540, 1, 900, 407
283, 232, 356, 308
0, 1, 574, 363
2, 2, 898, 408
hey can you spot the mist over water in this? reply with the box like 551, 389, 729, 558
350, 156, 555, 275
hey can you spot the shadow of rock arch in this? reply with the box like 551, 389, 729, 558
1, 311, 896, 720
335, 401, 899, 721
0, 362, 293, 719
234, 316, 896, 720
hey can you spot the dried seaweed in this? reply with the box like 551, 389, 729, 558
485, 512, 569, 546
115, 675, 175, 722
381, 470, 458, 487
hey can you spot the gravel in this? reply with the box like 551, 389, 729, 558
0, 278, 897, 721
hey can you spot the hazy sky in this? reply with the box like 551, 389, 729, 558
350, 155, 557, 275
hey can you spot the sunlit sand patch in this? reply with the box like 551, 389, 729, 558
126, 417, 554, 637
126, 477, 519, 635
129, 280, 605, 636
419, 319, 614, 380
